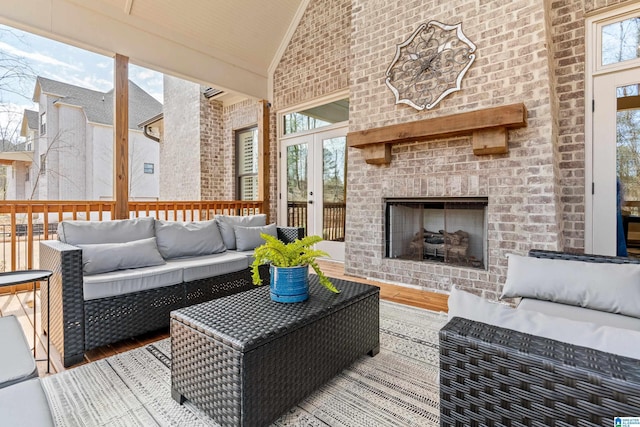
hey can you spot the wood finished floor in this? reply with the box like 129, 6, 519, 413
0, 260, 449, 375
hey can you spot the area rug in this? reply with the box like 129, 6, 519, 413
42, 301, 448, 426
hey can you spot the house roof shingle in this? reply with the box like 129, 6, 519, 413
24, 110, 39, 130
35, 76, 162, 131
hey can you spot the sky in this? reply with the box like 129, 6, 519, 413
0, 24, 163, 143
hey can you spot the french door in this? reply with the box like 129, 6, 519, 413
591, 68, 640, 255
280, 126, 347, 261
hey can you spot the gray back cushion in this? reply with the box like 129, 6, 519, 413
58, 217, 155, 245
234, 223, 277, 251
501, 253, 640, 318
78, 237, 166, 275
215, 214, 266, 250
155, 219, 226, 259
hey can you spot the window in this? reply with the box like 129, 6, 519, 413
144, 163, 154, 174
40, 112, 46, 135
25, 171, 29, 182
39, 154, 46, 175
283, 98, 349, 135
601, 15, 640, 66
236, 127, 258, 200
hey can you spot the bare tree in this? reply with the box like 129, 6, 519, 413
27, 129, 81, 200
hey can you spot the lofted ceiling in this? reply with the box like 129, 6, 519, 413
0, 0, 308, 99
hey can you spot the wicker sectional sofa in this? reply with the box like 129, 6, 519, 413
40, 216, 303, 367
441, 250, 640, 426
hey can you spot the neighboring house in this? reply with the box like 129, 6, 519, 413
6, 76, 162, 201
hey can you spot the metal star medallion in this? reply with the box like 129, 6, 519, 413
385, 21, 476, 110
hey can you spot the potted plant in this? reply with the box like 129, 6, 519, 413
251, 234, 340, 303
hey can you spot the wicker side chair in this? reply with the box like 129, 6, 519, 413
439, 250, 640, 427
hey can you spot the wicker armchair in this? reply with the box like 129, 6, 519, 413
439, 250, 640, 427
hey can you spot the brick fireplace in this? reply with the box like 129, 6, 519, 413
344, 103, 561, 299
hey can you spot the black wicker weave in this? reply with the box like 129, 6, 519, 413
439, 250, 640, 427
170, 276, 380, 427
440, 317, 640, 427
39, 226, 303, 367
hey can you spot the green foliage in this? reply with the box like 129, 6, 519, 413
251, 234, 340, 293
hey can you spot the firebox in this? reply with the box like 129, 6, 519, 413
384, 197, 488, 269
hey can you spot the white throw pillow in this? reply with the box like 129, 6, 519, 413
78, 237, 165, 275
155, 219, 226, 259
448, 286, 640, 359
234, 223, 277, 251
58, 217, 155, 245
501, 253, 640, 318
215, 214, 267, 250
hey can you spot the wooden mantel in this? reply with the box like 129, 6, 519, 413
347, 103, 527, 165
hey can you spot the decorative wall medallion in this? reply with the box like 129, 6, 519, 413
385, 21, 476, 111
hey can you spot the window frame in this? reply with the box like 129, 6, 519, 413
235, 126, 259, 201
40, 112, 46, 136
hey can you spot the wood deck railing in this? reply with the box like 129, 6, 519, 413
0, 200, 264, 280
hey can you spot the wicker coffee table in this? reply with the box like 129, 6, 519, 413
170, 275, 380, 427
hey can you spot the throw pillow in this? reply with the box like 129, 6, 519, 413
78, 237, 165, 275
448, 286, 640, 359
58, 217, 155, 245
214, 214, 267, 250
234, 223, 277, 251
154, 219, 226, 259
501, 253, 640, 318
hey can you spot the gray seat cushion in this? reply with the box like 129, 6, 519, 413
518, 298, 640, 332
166, 252, 249, 282
0, 378, 54, 426
83, 263, 184, 300
0, 315, 37, 389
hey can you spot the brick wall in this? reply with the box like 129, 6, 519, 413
272, 0, 351, 111
200, 96, 224, 200
345, 0, 561, 298
269, 0, 635, 297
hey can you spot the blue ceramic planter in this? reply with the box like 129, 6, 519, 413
269, 265, 309, 303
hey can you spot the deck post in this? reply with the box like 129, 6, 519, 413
114, 53, 129, 219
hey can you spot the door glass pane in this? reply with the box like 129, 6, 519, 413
322, 137, 346, 242
616, 82, 640, 254
286, 144, 308, 231
601, 16, 640, 66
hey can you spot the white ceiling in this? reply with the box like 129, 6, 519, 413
0, 0, 308, 99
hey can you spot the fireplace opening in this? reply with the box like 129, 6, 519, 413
384, 198, 488, 269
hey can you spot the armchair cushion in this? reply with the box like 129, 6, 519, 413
234, 223, 277, 251
78, 237, 165, 275
501, 253, 640, 318
448, 286, 640, 359
215, 214, 266, 250
58, 217, 155, 245
0, 316, 37, 389
155, 220, 226, 259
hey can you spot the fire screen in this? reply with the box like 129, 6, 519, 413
384, 198, 488, 269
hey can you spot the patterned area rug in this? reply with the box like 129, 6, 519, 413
42, 301, 447, 426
